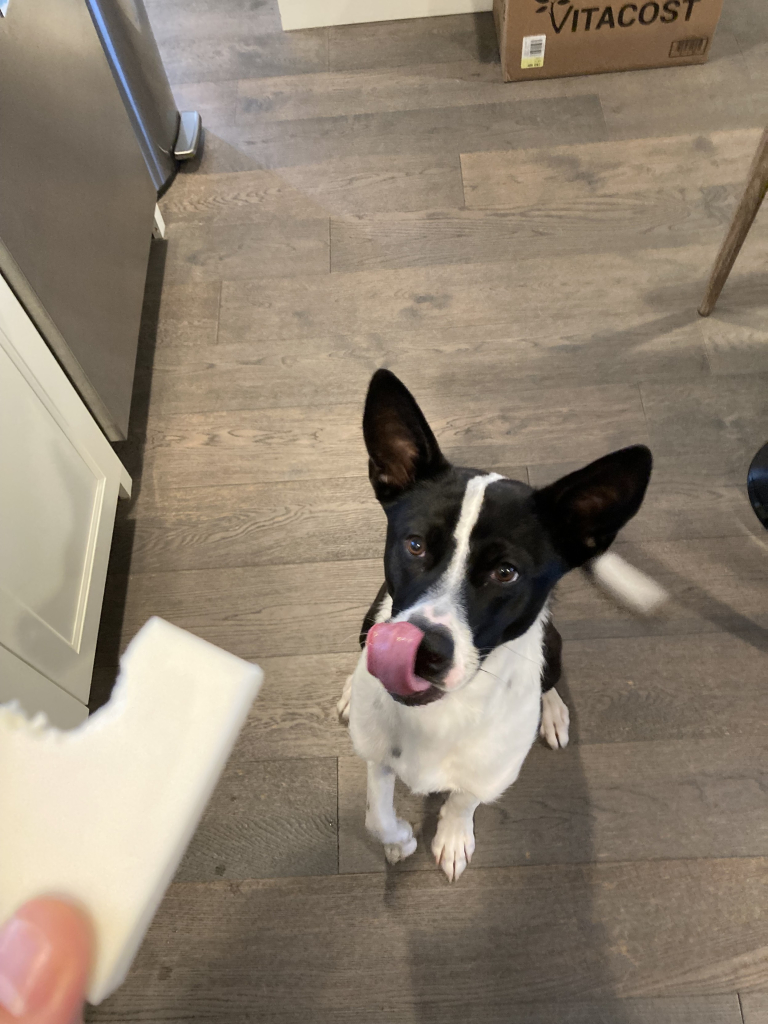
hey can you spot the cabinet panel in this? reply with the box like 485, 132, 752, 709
0, 274, 130, 710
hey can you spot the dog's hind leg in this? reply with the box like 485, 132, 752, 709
365, 762, 417, 864
432, 791, 480, 882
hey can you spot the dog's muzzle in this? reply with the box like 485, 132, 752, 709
366, 621, 454, 704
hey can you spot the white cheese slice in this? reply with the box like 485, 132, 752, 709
0, 617, 263, 1005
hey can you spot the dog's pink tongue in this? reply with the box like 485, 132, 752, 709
366, 621, 431, 698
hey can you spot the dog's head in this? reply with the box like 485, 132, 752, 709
363, 369, 652, 706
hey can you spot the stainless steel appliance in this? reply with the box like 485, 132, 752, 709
87, 0, 200, 194
0, 0, 158, 439
0, 0, 200, 440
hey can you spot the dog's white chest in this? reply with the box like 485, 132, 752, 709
348, 613, 546, 802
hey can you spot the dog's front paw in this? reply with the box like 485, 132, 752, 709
432, 810, 475, 882
384, 833, 418, 864
337, 674, 353, 724
540, 687, 570, 749
375, 819, 417, 864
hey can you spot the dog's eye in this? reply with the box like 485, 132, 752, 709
491, 564, 519, 584
405, 536, 425, 557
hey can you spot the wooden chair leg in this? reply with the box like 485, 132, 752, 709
698, 127, 768, 317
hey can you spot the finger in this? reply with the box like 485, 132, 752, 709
0, 898, 94, 1024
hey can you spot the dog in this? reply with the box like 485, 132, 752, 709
338, 369, 661, 881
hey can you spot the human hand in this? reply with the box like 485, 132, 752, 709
0, 899, 93, 1024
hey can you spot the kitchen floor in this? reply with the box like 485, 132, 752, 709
88, 2, 768, 1022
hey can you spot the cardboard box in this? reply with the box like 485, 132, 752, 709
493, 0, 724, 81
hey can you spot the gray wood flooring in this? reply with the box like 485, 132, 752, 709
88, 1, 768, 1020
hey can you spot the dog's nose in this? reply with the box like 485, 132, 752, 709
412, 622, 454, 685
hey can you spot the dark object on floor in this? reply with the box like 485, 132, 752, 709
699, 127, 768, 316
748, 442, 768, 528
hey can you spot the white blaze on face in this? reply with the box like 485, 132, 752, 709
395, 473, 503, 691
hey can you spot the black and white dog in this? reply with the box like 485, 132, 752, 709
338, 369, 663, 881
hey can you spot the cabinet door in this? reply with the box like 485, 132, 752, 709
0, 274, 130, 717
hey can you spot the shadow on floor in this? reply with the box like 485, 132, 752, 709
89, 240, 167, 713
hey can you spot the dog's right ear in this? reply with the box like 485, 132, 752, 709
363, 369, 448, 503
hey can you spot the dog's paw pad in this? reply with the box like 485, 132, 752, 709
541, 687, 570, 750
382, 820, 417, 864
384, 834, 417, 864
432, 815, 475, 882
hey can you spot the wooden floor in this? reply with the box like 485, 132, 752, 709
89, 2, 768, 1021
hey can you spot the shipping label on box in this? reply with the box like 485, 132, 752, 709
494, 0, 724, 81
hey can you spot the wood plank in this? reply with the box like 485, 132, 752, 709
564, 632, 768, 746
596, 32, 762, 141
229, 652, 359, 760
161, 216, 330, 282
327, 12, 499, 72
156, 29, 329, 86
236, 60, 509, 123
134, 384, 648, 491
121, 477, 382, 572
641, 374, 768, 466
214, 93, 607, 169
460, 129, 764, 209
169, 80, 238, 130
109, 557, 382, 659
140, 276, 221, 334
176, 758, 338, 881
742, 993, 768, 1024
275, 153, 466, 216
339, 736, 768, 873
329, 189, 743, 273
217, 240, 768, 346
160, 168, 330, 223
177, 130, 265, 175
139, 322, 707, 415
145, 0, 282, 44
234, 58, 602, 124
699, 304, 768, 377
87, 859, 768, 1023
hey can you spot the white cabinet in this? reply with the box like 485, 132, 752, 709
0, 274, 130, 728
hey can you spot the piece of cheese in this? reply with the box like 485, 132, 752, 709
0, 617, 263, 1005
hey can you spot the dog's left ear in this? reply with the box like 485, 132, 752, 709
535, 445, 652, 567
363, 369, 448, 503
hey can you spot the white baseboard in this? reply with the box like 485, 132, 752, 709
278, 0, 493, 31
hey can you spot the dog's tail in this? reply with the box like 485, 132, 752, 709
584, 551, 667, 616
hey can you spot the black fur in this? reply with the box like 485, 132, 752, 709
363, 369, 448, 504
359, 580, 389, 649
540, 619, 563, 694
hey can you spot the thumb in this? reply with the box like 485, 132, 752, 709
0, 898, 93, 1024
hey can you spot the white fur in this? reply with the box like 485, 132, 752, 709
589, 551, 667, 615
442, 473, 503, 593
348, 608, 548, 801
432, 791, 479, 882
